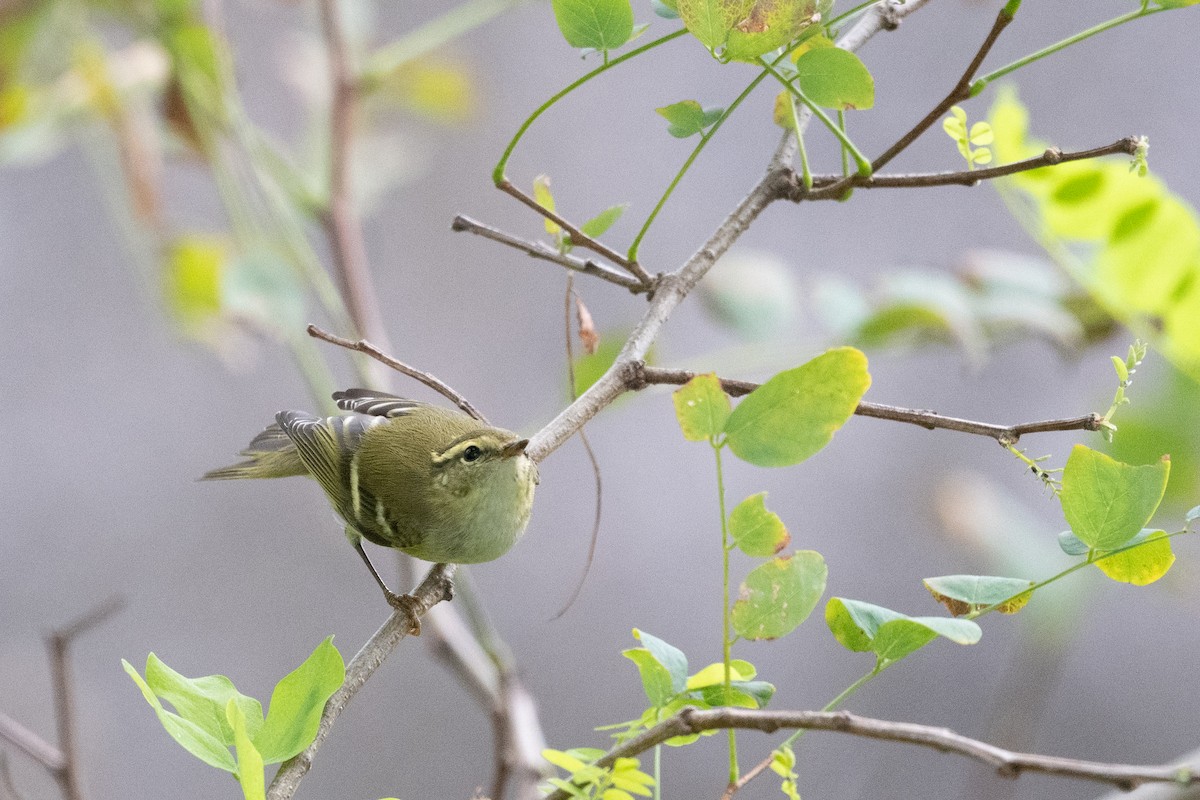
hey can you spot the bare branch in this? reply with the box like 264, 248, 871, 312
0, 714, 64, 773
47, 597, 124, 800
787, 138, 1143, 195
545, 708, 1197, 800
451, 215, 647, 292
495, 178, 656, 287
268, 564, 456, 800
307, 324, 490, 423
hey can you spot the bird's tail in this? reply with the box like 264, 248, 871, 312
201, 423, 308, 480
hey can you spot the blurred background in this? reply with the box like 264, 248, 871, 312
2, 1, 1198, 798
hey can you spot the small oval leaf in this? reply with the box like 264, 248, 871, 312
731, 551, 827, 640
725, 347, 870, 467
672, 373, 731, 441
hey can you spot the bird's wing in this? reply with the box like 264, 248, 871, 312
333, 388, 422, 418
275, 411, 382, 507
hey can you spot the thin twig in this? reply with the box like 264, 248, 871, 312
787, 138, 1143, 196
451, 215, 646, 292
0, 715, 64, 773
268, 564, 457, 800
544, 708, 1197, 800
306, 324, 489, 423
631, 365, 1102, 445
551, 278, 602, 620
871, 3, 1018, 174
495, 178, 656, 286
317, 0, 393, 387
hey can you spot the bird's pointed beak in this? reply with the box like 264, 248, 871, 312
499, 438, 530, 458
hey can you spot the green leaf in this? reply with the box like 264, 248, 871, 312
550, 0, 635, 51
731, 551, 827, 640
724, 0, 822, 63
543, 748, 589, 773
824, 598, 906, 652
672, 373, 731, 441
580, 203, 627, 239
730, 679, 775, 708
574, 332, 653, 397
656, 100, 724, 138
724, 347, 870, 467
252, 637, 345, 764
728, 492, 790, 556
166, 235, 225, 324
1057, 530, 1090, 556
793, 47, 874, 110
622, 649, 676, 706
697, 684, 759, 709
631, 629, 688, 693
675, 0, 740, 50
685, 661, 753, 690
1094, 529, 1175, 585
824, 598, 980, 661
699, 249, 798, 339
144, 654, 263, 746
227, 700, 266, 800
1060, 445, 1170, 549
533, 174, 560, 236
922, 575, 1034, 616
123, 659, 237, 773
871, 617, 982, 662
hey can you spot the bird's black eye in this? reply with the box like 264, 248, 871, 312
463, 445, 482, 462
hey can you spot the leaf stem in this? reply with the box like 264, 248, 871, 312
627, 70, 770, 261
972, 6, 1165, 92
493, 28, 688, 184
789, 98, 813, 190
759, 59, 872, 175
713, 440, 738, 785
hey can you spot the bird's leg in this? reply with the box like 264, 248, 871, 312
353, 540, 423, 636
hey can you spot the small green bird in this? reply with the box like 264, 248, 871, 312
203, 389, 539, 628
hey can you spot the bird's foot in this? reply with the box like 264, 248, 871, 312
384, 591, 423, 636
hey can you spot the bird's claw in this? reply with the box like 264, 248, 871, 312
385, 591, 423, 636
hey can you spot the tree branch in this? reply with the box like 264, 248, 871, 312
451, 215, 647, 292
544, 708, 1197, 800
495, 178, 656, 287
522, 0, 932, 464
870, 2, 1018, 174
306, 324, 489, 422
0, 597, 123, 800
631, 365, 1103, 445
785, 138, 1143, 195
268, 564, 456, 800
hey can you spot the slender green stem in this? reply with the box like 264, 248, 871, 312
712, 440, 738, 784
780, 666, 878, 749
493, 28, 688, 184
760, 59, 871, 175
966, 528, 1194, 620
628, 70, 770, 261
973, 7, 1165, 91
789, 98, 812, 190
838, 110, 849, 179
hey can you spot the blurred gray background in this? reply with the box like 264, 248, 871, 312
2, 1, 1198, 798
